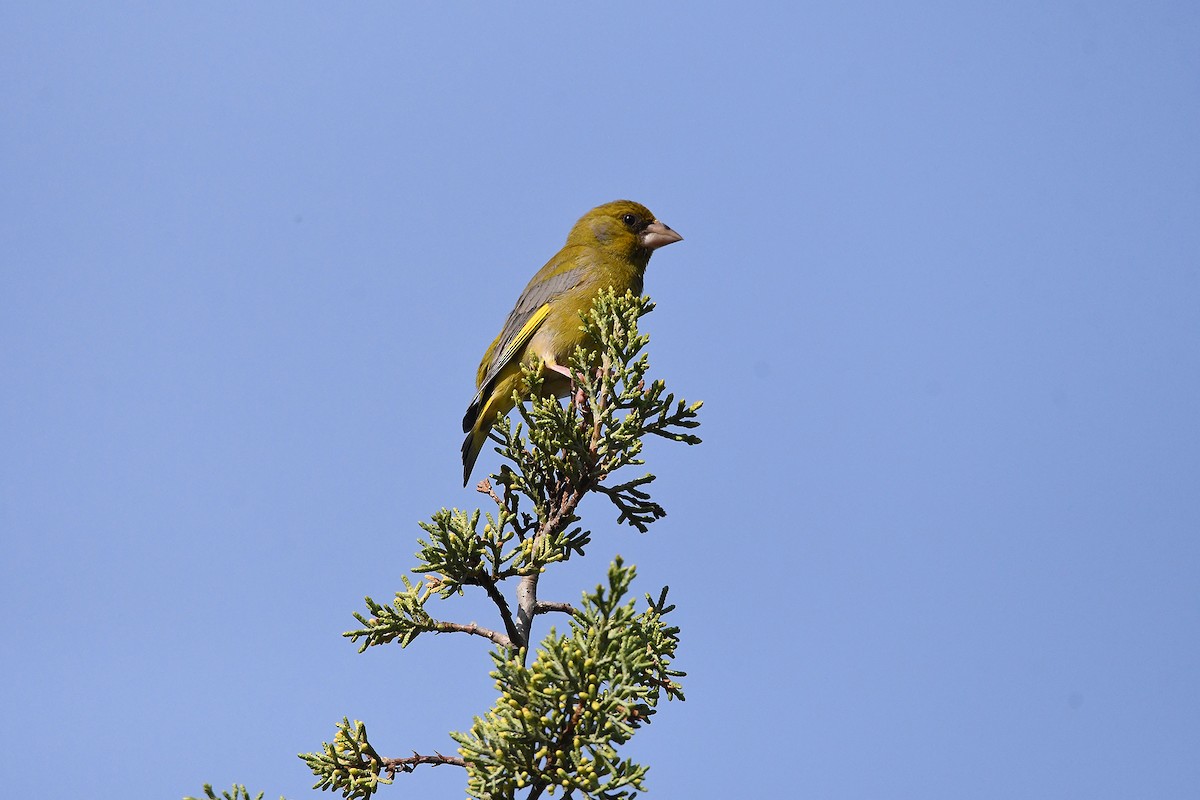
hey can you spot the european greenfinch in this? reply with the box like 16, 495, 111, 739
461, 200, 683, 485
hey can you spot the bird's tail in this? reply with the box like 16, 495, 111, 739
461, 372, 520, 486
461, 424, 489, 487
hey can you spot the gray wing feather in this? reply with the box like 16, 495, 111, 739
478, 265, 587, 388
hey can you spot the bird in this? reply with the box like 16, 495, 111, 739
461, 200, 683, 486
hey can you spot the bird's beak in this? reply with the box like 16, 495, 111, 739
640, 220, 683, 251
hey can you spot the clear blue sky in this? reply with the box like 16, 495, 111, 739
3, 3, 1198, 798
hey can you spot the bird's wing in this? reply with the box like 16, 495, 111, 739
477, 265, 588, 392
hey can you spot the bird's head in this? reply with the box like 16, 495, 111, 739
566, 200, 683, 267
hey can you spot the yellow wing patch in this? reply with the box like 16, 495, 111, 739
467, 302, 552, 420
493, 302, 551, 377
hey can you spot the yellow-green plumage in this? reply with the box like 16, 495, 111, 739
461, 200, 683, 485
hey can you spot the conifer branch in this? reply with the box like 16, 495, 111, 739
478, 572, 522, 646
380, 752, 467, 775
434, 620, 513, 649
184, 785, 278, 800
533, 601, 578, 617
289, 291, 701, 800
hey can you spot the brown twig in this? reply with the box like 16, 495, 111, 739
381, 751, 466, 777
478, 572, 522, 646
516, 483, 586, 655
433, 620, 513, 649
477, 477, 503, 507
534, 601, 578, 617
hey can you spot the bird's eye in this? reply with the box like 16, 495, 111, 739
622, 213, 638, 227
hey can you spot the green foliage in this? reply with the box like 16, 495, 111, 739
497, 290, 702, 533
346, 575, 437, 649
453, 558, 684, 799
300, 718, 393, 800
184, 785, 278, 800
192, 290, 700, 800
